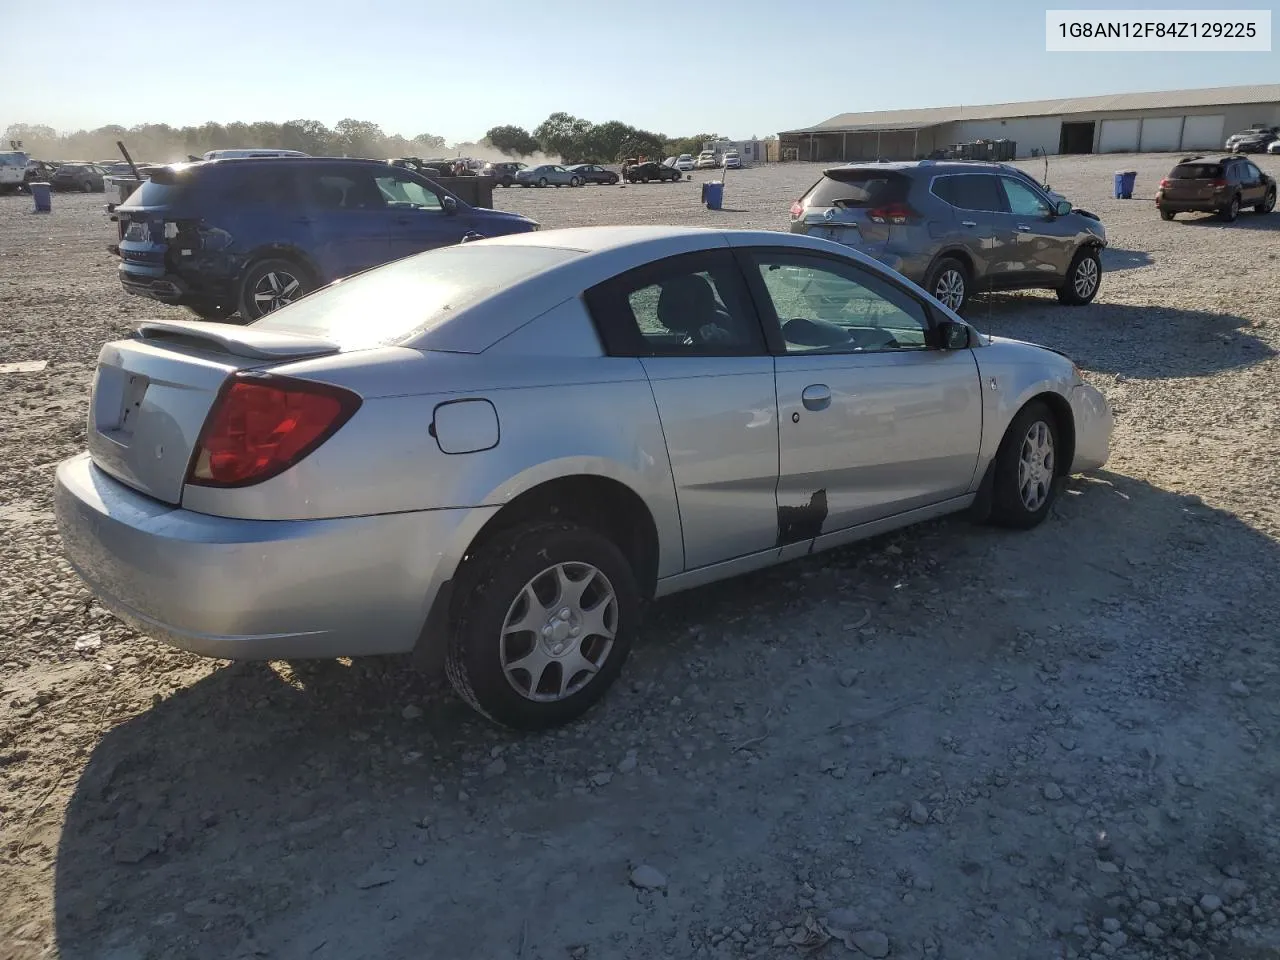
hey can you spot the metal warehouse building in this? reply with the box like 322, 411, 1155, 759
779, 84, 1280, 162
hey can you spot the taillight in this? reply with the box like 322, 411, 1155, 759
1210, 178, 1228, 188
867, 202, 918, 225
1159, 178, 1171, 188
187, 374, 362, 488
790, 200, 803, 219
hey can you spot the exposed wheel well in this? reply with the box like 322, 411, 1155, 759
458, 476, 661, 601
243, 248, 319, 285
932, 249, 974, 279
1028, 391, 1076, 476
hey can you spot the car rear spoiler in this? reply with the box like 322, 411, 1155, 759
132, 319, 342, 361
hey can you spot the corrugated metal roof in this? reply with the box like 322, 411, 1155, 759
782, 84, 1280, 135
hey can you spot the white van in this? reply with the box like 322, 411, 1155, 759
201, 149, 310, 161
0, 151, 29, 192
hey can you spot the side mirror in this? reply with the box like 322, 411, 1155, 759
442, 195, 458, 215
1054, 199, 1073, 217
936, 320, 971, 350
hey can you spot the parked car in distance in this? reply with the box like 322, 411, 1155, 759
54, 224, 1112, 730
1225, 125, 1279, 154
789, 160, 1107, 314
625, 161, 681, 183
1155, 155, 1276, 221
694, 151, 719, 170
675, 154, 695, 171
721, 151, 743, 169
516, 164, 580, 187
0, 150, 29, 193
483, 160, 527, 186
566, 163, 619, 185
1269, 140, 1280, 155
51, 162, 107, 192
112, 157, 539, 321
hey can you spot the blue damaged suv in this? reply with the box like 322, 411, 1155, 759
111, 157, 540, 321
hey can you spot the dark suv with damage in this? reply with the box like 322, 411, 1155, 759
111, 157, 539, 321
790, 161, 1107, 314
1155, 156, 1276, 222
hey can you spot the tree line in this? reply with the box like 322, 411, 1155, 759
3, 113, 775, 165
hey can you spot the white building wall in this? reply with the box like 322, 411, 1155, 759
951, 117, 1063, 157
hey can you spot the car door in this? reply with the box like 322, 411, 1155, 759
741, 248, 983, 537
583, 249, 780, 570
296, 165, 393, 279
373, 168, 460, 260
1241, 161, 1266, 204
929, 174, 1002, 286
995, 175, 1076, 280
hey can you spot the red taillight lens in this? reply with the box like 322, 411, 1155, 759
790, 200, 803, 219
187, 374, 361, 488
1210, 178, 1228, 188
1159, 178, 1171, 188
867, 202, 918, 224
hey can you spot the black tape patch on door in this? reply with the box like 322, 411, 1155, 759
777, 489, 828, 547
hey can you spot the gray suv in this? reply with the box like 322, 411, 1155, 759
790, 161, 1107, 313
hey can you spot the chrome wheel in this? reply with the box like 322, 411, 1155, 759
252, 270, 302, 314
500, 562, 618, 703
1073, 256, 1099, 299
1017, 420, 1055, 512
934, 269, 966, 311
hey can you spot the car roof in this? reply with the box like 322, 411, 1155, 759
407, 226, 897, 353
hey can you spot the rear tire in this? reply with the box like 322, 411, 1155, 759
237, 258, 315, 321
81, 180, 93, 193
1255, 188, 1276, 214
445, 521, 640, 730
1220, 195, 1240, 222
924, 256, 970, 314
1159, 208, 1175, 221
538, 177, 548, 188
987, 400, 1062, 530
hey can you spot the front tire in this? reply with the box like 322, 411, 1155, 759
237, 258, 315, 321
924, 256, 970, 314
1255, 188, 1276, 214
445, 522, 640, 730
1056, 247, 1101, 305
987, 400, 1062, 529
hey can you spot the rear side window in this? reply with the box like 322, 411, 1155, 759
1170, 163, 1223, 179
804, 170, 909, 209
932, 174, 1004, 212
251, 244, 582, 349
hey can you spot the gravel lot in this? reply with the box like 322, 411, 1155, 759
2, 153, 1279, 960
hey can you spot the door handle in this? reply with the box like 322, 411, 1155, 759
801, 384, 831, 412
1016, 224, 1031, 232
960, 220, 978, 227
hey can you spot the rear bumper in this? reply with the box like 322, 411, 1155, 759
119, 266, 191, 304
54, 453, 494, 660
1069, 383, 1112, 472
1155, 195, 1225, 212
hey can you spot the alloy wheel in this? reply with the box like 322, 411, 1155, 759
1017, 421, 1055, 512
252, 270, 303, 315
500, 562, 618, 703
1073, 256, 1099, 299
934, 269, 966, 311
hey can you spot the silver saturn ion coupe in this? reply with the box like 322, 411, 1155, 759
55, 226, 1113, 730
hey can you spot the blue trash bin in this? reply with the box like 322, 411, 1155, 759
703, 180, 724, 210
1113, 170, 1137, 199
30, 182, 52, 213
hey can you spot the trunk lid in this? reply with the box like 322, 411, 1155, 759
1164, 162, 1225, 202
86, 321, 341, 504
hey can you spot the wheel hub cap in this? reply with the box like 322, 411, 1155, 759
936, 270, 965, 310
1017, 421, 1055, 512
1075, 258, 1098, 297
501, 562, 618, 702
253, 271, 301, 314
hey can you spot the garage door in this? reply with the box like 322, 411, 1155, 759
1181, 114, 1226, 151
1099, 119, 1141, 153
1140, 117, 1183, 152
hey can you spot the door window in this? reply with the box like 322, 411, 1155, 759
999, 177, 1052, 218
375, 172, 443, 211
302, 170, 385, 210
584, 251, 765, 357
749, 253, 932, 354
932, 174, 1004, 212
1244, 162, 1263, 180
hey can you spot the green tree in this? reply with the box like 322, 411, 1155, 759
334, 118, 385, 157
485, 124, 540, 156
533, 112, 593, 160
618, 128, 667, 162
412, 132, 446, 153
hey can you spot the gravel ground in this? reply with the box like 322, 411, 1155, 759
2, 153, 1279, 960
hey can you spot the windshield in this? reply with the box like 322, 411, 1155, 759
0, 152, 27, 167
251, 244, 582, 348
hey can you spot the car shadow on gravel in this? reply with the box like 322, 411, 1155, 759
1174, 213, 1280, 231
969, 300, 1274, 378
49, 474, 1280, 958
1099, 248, 1153, 272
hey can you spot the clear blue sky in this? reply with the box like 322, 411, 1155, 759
4, 0, 1277, 143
